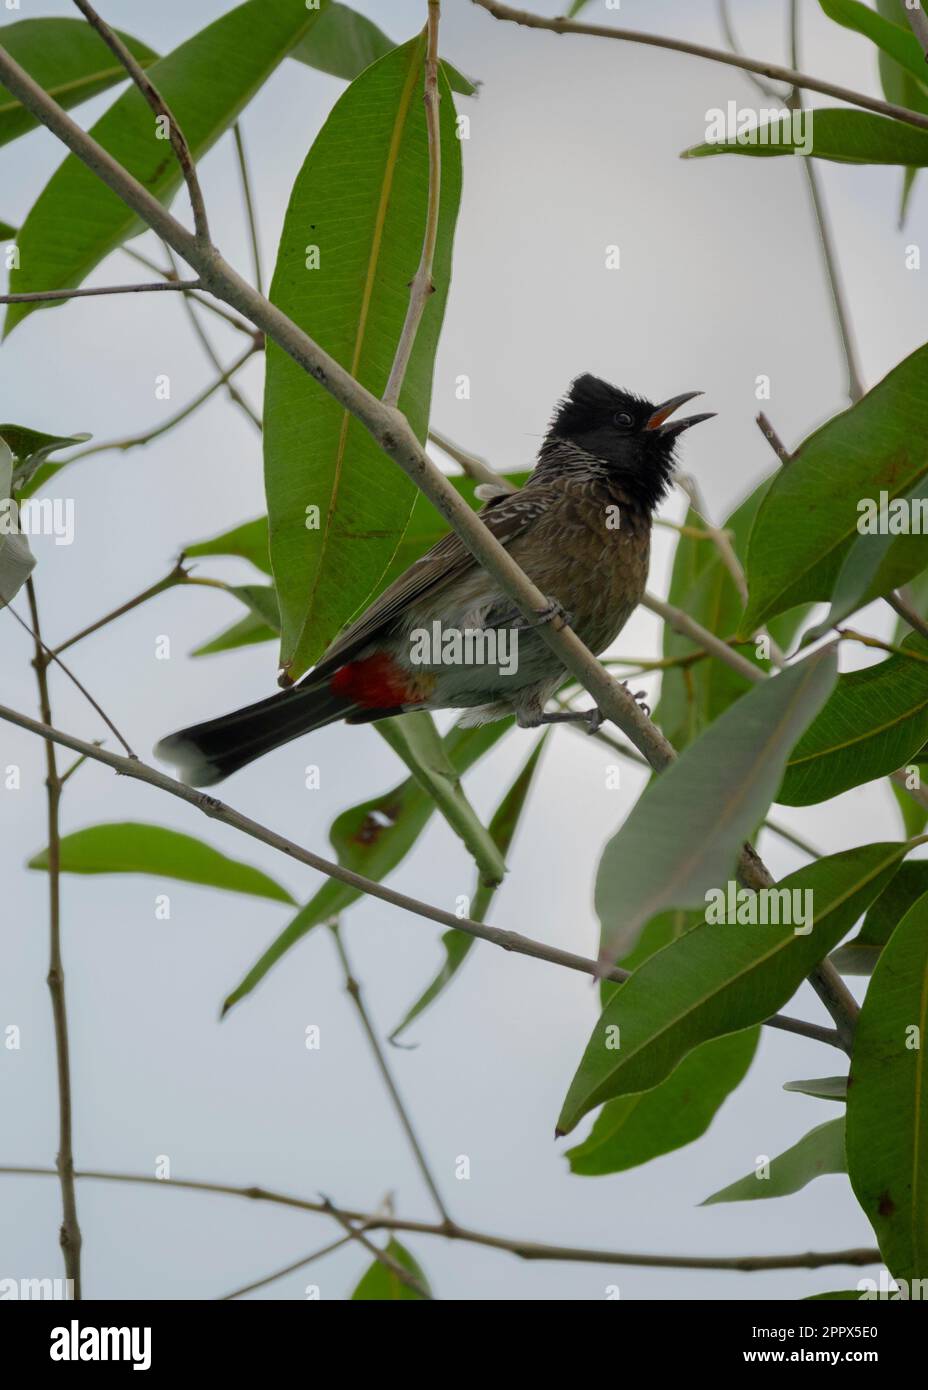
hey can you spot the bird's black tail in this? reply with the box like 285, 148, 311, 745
155, 681, 357, 786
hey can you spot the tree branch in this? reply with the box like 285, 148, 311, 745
0, 278, 200, 305
887, 590, 928, 642
72, 0, 211, 244
470, 0, 928, 131
0, 1165, 881, 1273
232, 123, 263, 296
906, 1, 928, 61
319, 1195, 432, 1298
24, 582, 82, 1298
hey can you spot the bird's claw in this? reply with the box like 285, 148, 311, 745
516, 597, 573, 631
584, 707, 605, 735
622, 681, 650, 717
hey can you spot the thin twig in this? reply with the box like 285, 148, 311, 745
756, 412, 791, 465
51, 562, 188, 657
764, 820, 822, 860
0, 279, 200, 305
383, 3, 443, 407
0, 35, 859, 1050
0, 1166, 881, 1272
905, 1, 928, 60
470, 0, 928, 131
330, 924, 453, 1226
122, 246, 257, 336
838, 627, 928, 664
221, 1233, 355, 1300
717, 0, 787, 100
0, 701, 841, 1050
232, 123, 263, 296
642, 592, 763, 684
72, 0, 211, 243
319, 1195, 432, 1298
428, 428, 515, 490
887, 590, 928, 642
24, 581, 82, 1299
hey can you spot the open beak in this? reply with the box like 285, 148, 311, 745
645, 391, 716, 438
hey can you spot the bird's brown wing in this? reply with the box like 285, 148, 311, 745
307, 485, 552, 683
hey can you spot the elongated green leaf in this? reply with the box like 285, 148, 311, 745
0, 423, 91, 496
778, 636, 928, 806
742, 344, 928, 632
221, 719, 510, 1014
292, 1, 476, 94
5, 0, 321, 335
558, 842, 907, 1136
0, 221, 15, 240
682, 110, 928, 166
597, 648, 837, 960
806, 1290, 865, 1300
0, 437, 35, 602
191, 610, 277, 658
264, 37, 462, 680
0, 18, 158, 149
874, 0, 928, 225
566, 1028, 759, 1176
703, 1118, 846, 1204
29, 822, 294, 904
377, 713, 506, 887
351, 1239, 430, 1300
804, 475, 928, 642
847, 892, 928, 1281
390, 735, 547, 1041
832, 861, 928, 975
819, 0, 928, 89
784, 1076, 848, 1101
184, 517, 271, 575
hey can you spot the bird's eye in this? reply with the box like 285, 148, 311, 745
613, 411, 634, 429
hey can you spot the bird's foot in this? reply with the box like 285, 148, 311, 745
513, 597, 573, 631
622, 681, 650, 717
534, 705, 605, 734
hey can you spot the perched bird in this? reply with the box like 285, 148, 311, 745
156, 375, 713, 785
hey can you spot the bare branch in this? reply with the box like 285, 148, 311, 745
0, 1166, 881, 1273
0, 278, 200, 305
470, 0, 928, 131
51, 562, 188, 657
383, 2, 443, 407
72, 0, 211, 243
906, 1, 928, 61
319, 1195, 432, 1298
642, 592, 764, 684
23, 582, 82, 1298
221, 1234, 354, 1300
887, 590, 928, 642
756, 412, 791, 465
232, 124, 263, 295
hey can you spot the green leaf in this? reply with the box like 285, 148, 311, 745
566, 1028, 759, 1176
597, 648, 837, 960
184, 517, 271, 575
292, 1, 476, 94
221, 719, 510, 1014
847, 891, 928, 1281
0, 221, 15, 240
351, 1239, 430, 1300
377, 713, 506, 887
28, 822, 295, 904
832, 860, 928, 975
390, 735, 547, 1041
0, 423, 91, 496
783, 1076, 848, 1101
742, 344, 928, 632
778, 636, 928, 806
891, 776, 928, 840
819, 0, 928, 90
874, 0, 928, 224
264, 37, 462, 679
806, 1290, 866, 1300
0, 436, 35, 603
702, 1118, 847, 1203
682, 109, 928, 166
804, 474, 928, 641
5, 0, 322, 336
191, 610, 277, 658
0, 18, 158, 150
557, 842, 907, 1136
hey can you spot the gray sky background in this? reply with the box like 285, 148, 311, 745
1, 0, 924, 1300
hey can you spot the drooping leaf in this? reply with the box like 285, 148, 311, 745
804, 475, 928, 642
377, 713, 506, 887
741, 344, 928, 632
292, 1, 476, 94
264, 37, 462, 680
28, 822, 295, 904
702, 1118, 847, 1203
682, 109, 928, 166
597, 648, 837, 960
847, 891, 928, 1282
390, 735, 547, 1041
351, 1239, 430, 1300
5, 0, 322, 335
221, 719, 510, 1014
0, 436, 35, 603
778, 636, 928, 806
0, 423, 91, 497
831, 860, 928, 974
566, 1028, 759, 1176
191, 610, 278, 658
0, 18, 158, 149
783, 1076, 848, 1101
184, 517, 271, 575
819, 0, 928, 90
558, 842, 907, 1136
874, 0, 928, 224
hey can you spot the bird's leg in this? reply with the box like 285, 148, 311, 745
531, 706, 605, 735
511, 596, 573, 631
621, 681, 650, 717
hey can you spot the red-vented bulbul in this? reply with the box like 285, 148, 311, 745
156, 375, 713, 784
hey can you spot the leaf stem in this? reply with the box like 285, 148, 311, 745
0, 278, 200, 305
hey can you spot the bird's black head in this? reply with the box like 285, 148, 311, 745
545, 374, 715, 512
